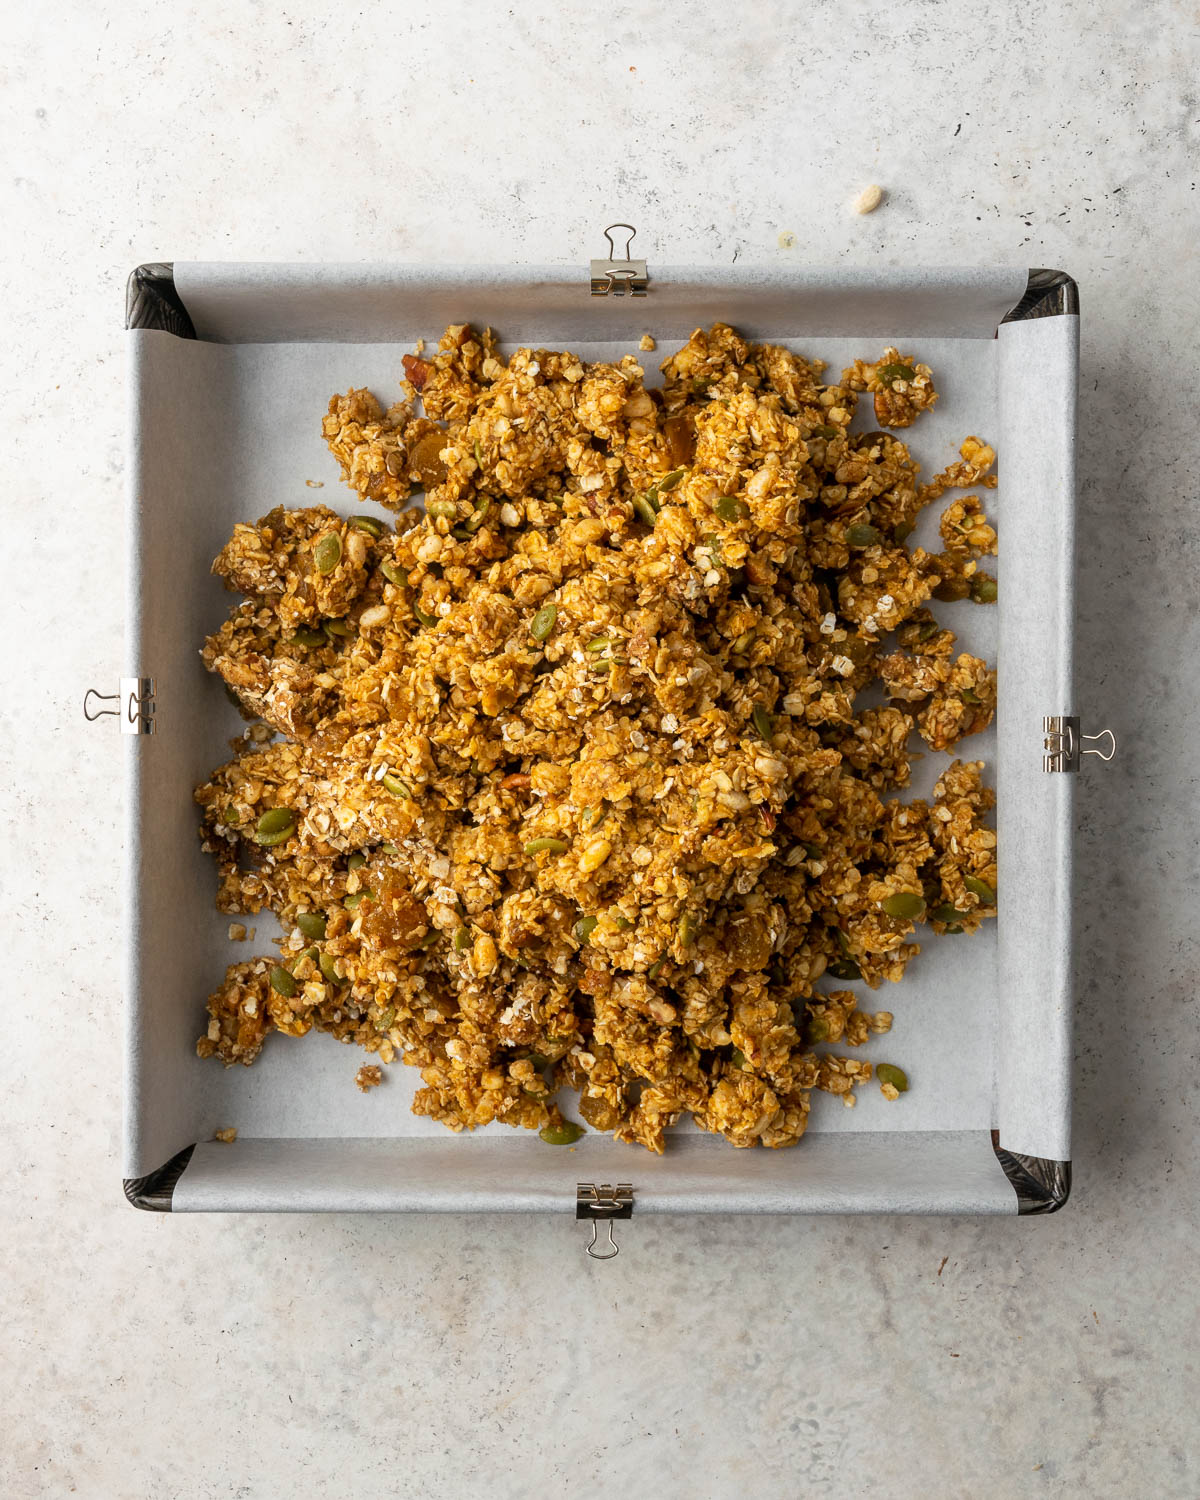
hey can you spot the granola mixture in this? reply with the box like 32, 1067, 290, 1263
355, 1064, 384, 1093
194, 322, 998, 1153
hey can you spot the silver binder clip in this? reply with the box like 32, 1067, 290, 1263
590, 224, 648, 297
1042, 715, 1115, 773
576, 1181, 634, 1259
84, 677, 156, 735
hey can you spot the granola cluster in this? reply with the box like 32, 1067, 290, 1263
194, 323, 998, 1153
842, 346, 938, 429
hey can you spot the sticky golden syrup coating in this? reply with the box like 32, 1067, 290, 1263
194, 323, 998, 1152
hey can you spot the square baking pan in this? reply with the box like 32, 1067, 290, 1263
110, 245, 1085, 1236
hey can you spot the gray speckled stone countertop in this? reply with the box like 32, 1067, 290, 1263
3, 3, 1197, 1496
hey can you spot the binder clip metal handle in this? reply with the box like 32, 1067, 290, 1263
1080, 728, 1116, 762
584, 1218, 621, 1260
576, 1181, 634, 1259
1042, 716, 1115, 773
590, 224, 648, 297
84, 677, 156, 735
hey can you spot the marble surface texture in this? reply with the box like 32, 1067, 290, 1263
3, 2, 1198, 1496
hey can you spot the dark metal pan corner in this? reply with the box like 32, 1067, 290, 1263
123, 1144, 196, 1212
991, 1131, 1071, 1213
126, 262, 197, 338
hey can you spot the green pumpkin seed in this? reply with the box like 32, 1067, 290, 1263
319, 952, 341, 985
916, 619, 940, 642
453, 925, 472, 952
254, 808, 296, 846
827, 958, 862, 981
344, 890, 372, 911
314, 534, 342, 573
322, 617, 352, 640
846, 523, 882, 547
269, 965, 297, 999
573, 915, 598, 944
960, 688, 981, 705
412, 600, 440, 628
813, 425, 840, 440
223, 804, 240, 826
377, 1006, 396, 1030
527, 1052, 551, 1072
380, 559, 408, 587
752, 703, 774, 742
632, 495, 658, 526
876, 362, 916, 385
539, 1121, 585, 1146
660, 468, 686, 492
379, 843, 400, 856
347, 852, 367, 871
614, 916, 633, 931
348, 514, 385, 538
931, 904, 971, 924
291, 627, 327, 648
463, 497, 491, 533
474, 441, 484, 466
882, 892, 926, 920
970, 574, 998, 604
530, 603, 558, 641
730, 1048, 748, 1070
677, 912, 698, 949
964, 875, 996, 904
296, 912, 327, 940
648, 956, 665, 980
426, 497, 458, 520
731, 628, 756, 654
586, 636, 611, 654
807, 1016, 830, 1043
876, 1063, 909, 1093
524, 837, 569, 856
894, 520, 915, 543
381, 772, 412, 798
715, 494, 747, 523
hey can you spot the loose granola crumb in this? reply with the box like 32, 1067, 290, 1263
639, 334, 657, 351
214, 1127, 238, 1143
355, 1065, 384, 1092
228, 922, 247, 942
